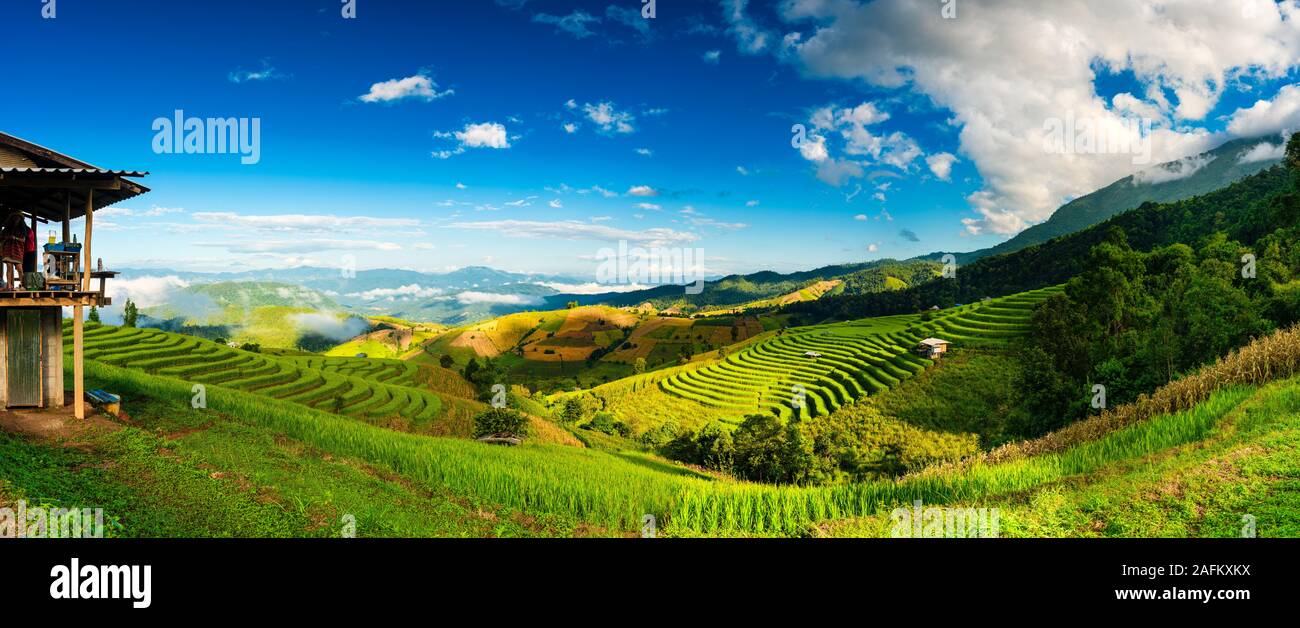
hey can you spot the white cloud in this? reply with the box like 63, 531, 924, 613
798, 133, 829, 162
702, 50, 722, 64
925, 152, 958, 180
724, 0, 772, 54
1227, 84, 1300, 138
208, 239, 403, 254
636, 202, 662, 211
434, 122, 511, 158
801, 102, 923, 182
288, 312, 370, 341
578, 185, 619, 198
454, 122, 510, 148
107, 275, 189, 309
1239, 141, 1286, 164
537, 281, 652, 294
549, 199, 564, 209
533, 11, 600, 39
1132, 154, 1217, 185
628, 185, 658, 197
563, 122, 579, 134
635, 148, 653, 156
228, 62, 285, 84
454, 291, 544, 306
360, 75, 453, 103
349, 284, 443, 301
854, 214, 868, 221
96, 205, 185, 219
581, 101, 636, 134
191, 212, 419, 232
779, 0, 1300, 235
448, 219, 698, 246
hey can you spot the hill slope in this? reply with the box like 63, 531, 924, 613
937, 135, 1285, 265
788, 163, 1296, 322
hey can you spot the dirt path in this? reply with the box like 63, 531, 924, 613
0, 391, 121, 442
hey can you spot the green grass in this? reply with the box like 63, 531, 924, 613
63, 349, 1272, 536
819, 378, 1300, 538
69, 324, 463, 436
867, 346, 1031, 447
0, 377, 580, 537
652, 288, 1060, 424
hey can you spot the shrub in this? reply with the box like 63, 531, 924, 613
472, 408, 529, 439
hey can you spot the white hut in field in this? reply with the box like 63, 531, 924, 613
915, 338, 951, 359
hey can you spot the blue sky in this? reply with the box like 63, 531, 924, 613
2, 0, 1298, 283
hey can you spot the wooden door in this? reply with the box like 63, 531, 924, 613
7, 310, 42, 407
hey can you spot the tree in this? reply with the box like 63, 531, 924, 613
87, 306, 100, 323
732, 414, 788, 483
566, 300, 579, 309
633, 357, 646, 374
472, 408, 529, 439
122, 299, 138, 328
438, 354, 454, 369
1287, 131, 1300, 173
561, 396, 584, 423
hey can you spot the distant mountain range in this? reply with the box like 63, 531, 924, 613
119, 266, 593, 325
126, 135, 1285, 327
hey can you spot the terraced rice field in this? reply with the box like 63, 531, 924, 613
67, 324, 449, 428
912, 286, 1062, 340
658, 286, 1062, 420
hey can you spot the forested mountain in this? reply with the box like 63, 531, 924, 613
787, 161, 1298, 324
926, 135, 1286, 265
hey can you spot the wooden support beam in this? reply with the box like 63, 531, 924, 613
28, 210, 36, 260
63, 190, 70, 243
73, 305, 84, 420
83, 190, 92, 291
0, 177, 122, 191
74, 189, 93, 420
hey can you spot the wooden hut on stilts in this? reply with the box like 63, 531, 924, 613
0, 131, 147, 418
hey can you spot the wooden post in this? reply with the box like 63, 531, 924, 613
82, 190, 93, 291
63, 191, 71, 243
74, 189, 92, 420
28, 211, 37, 277
73, 305, 84, 420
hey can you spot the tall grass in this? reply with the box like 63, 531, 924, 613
79, 357, 1267, 535
921, 322, 1300, 476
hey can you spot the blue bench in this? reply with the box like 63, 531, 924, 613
86, 389, 121, 415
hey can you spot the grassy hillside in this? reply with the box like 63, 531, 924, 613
946, 135, 1285, 265
68, 323, 474, 436
566, 259, 940, 312
789, 163, 1296, 322
325, 317, 444, 360
422, 305, 781, 391
31, 322, 1297, 536
143, 281, 366, 349
619, 287, 1059, 426
2, 305, 1291, 538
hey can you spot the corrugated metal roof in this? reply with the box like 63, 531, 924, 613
919, 338, 950, 346
0, 167, 149, 176
0, 144, 38, 169
0, 131, 150, 222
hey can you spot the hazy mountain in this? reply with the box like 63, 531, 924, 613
925, 135, 1286, 265
554, 259, 941, 311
